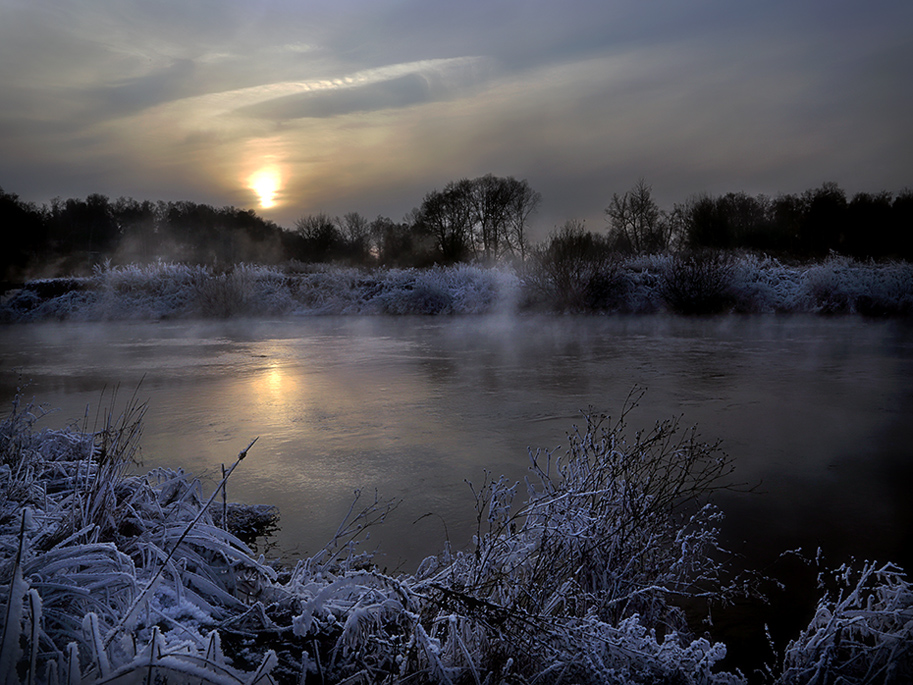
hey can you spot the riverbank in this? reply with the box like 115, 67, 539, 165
2, 256, 912, 323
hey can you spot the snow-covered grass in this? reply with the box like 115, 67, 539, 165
3, 391, 911, 683
2, 256, 911, 321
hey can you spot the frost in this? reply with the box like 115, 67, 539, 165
3, 257, 910, 321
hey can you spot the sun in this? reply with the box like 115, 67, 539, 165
249, 167, 282, 209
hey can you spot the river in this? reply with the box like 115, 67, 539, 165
2, 314, 911, 580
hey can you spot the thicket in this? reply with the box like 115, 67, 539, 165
2, 392, 910, 683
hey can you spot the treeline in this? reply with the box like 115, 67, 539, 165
0, 192, 288, 281
598, 179, 913, 259
0, 174, 541, 282
674, 182, 913, 259
2, 177, 912, 283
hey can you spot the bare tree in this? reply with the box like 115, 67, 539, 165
418, 179, 475, 263
338, 211, 372, 263
293, 212, 343, 262
418, 175, 541, 263
504, 177, 541, 262
605, 179, 667, 253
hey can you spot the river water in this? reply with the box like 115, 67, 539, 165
2, 315, 912, 580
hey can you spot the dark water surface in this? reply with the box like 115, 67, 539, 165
2, 314, 912, 582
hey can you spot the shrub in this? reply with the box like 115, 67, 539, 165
659, 251, 736, 314
774, 560, 912, 684
523, 221, 622, 311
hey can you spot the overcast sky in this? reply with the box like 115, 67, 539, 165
2, 0, 911, 237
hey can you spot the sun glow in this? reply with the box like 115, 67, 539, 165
249, 167, 282, 209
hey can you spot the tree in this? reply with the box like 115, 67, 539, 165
799, 182, 847, 257
338, 212, 372, 264
846, 191, 893, 259
370, 215, 435, 267
892, 189, 913, 260
417, 179, 475, 263
417, 175, 541, 264
504, 177, 541, 262
0, 187, 47, 280
528, 220, 619, 310
676, 194, 727, 250
292, 212, 344, 262
605, 179, 666, 253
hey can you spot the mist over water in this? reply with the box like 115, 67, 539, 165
2, 315, 912, 578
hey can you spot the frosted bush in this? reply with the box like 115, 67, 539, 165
657, 251, 737, 314
775, 560, 912, 684
367, 268, 455, 314
622, 254, 666, 312
287, 267, 367, 314
729, 255, 802, 313
854, 261, 913, 316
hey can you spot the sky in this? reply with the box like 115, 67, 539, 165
1, 0, 911, 238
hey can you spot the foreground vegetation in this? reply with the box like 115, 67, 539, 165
1, 393, 911, 683
2, 254, 912, 323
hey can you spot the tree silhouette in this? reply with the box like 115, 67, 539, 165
418, 179, 476, 263
605, 179, 666, 253
0, 187, 47, 281
291, 212, 344, 262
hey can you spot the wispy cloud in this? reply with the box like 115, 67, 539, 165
188, 56, 489, 118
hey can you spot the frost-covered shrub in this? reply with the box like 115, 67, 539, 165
522, 226, 624, 312
91, 262, 202, 319
369, 269, 454, 314
194, 269, 254, 318
623, 254, 667, 312
798, 257, 867, 314
401, 396, 747, 683
658, 251, 736, 314
725, 255, 788, 313
785, 257, 913, 316
286, 267, 367, 313
854, 262, 913, 316
775, 560, 913, 684
429, 264, 518, 314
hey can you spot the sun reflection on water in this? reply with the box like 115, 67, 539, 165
253, 361, 297, 405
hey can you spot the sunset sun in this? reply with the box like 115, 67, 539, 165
249, 167, 281, 209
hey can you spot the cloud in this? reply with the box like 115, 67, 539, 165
236, 73, 436, 120
232, 57, 489, 121
85, 59, 198, 118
